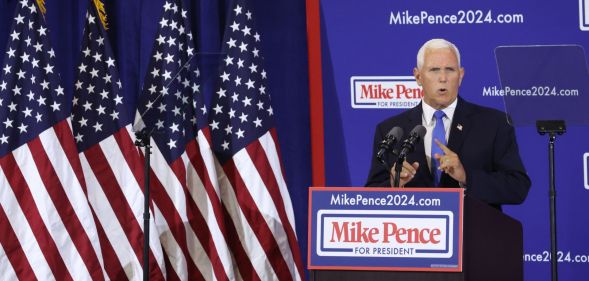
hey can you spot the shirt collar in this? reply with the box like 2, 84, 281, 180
422, 98, 458, 125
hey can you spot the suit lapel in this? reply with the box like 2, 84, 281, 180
441, 97, 474, 187
447, 97, 473, 153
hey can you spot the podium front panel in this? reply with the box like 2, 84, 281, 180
308, 187, 464, 272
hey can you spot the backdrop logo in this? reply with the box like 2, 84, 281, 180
584, 153, 589, 189
350, 76, 422, 109
316, 210, 453, 258
580, 0, 589, 30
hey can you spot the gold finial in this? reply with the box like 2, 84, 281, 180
36, 0, 46, 15
92, 0, 108, 30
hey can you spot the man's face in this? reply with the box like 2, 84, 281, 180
413, 47, 464, 109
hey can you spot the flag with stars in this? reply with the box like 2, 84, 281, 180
71, 1, 167, 280
134, 0, 236, 280
209, 1, 304, 280
0, 0, 105, 280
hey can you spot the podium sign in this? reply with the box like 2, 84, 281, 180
308, 187, 463, 272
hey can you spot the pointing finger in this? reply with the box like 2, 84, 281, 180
434, 139, 454, 155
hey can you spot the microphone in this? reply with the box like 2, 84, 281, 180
376, 127, 404, 164
398, 125, 427, 159
392, 125, 426, 187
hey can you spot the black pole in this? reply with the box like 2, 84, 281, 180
549, 133, 558, 281
393, 157, 403, 188
135, 131, 151, 281
536, 120, 565, 281
137, 0, 148, 278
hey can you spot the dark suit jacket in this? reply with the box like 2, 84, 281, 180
365, 97, 531, 208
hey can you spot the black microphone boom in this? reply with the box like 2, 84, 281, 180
376, 127, 404, 164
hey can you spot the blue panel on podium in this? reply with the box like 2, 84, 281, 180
308, 187, 464, 272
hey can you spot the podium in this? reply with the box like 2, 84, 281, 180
309, 189, 523, 281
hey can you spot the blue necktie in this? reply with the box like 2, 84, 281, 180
431, 110, 446, 186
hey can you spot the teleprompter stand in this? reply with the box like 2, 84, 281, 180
495, 45, 589, 281
537, 120, 566, 281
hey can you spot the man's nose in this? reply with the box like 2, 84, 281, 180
438, 72, 447, 82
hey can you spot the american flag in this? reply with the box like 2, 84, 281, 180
134, 0, 237, 280
209, 2, 304, 280
0, 0, 105, 279
71, 1, 166, 280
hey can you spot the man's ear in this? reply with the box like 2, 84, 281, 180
413, 67, 421, 86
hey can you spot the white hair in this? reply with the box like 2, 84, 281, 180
416, 38, 461, 69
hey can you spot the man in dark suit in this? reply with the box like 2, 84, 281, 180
365, 39, 530, 209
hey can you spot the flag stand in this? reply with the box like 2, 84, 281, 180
135, 129, 152, 281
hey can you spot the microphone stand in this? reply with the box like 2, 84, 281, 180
389, 126, 426, 188
135, 129, 152, 281
378, 145, 396, 186
393, 156, 404, 188
537, 120, 565, 281
393, 133, 423, 188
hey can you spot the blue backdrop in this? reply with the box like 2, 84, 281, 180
0, 0, 312, 275
320, 0, 589, 280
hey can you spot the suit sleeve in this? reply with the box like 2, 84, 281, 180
365, 123, 392, 187
464, 118, 531, 205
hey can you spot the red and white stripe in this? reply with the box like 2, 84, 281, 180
79, 124, 167, 280
0, 120, 106, 280
217, 130, 304, 281
183, 129, 240, 280
134, 117, 237, 281
0, 243, 19, 280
